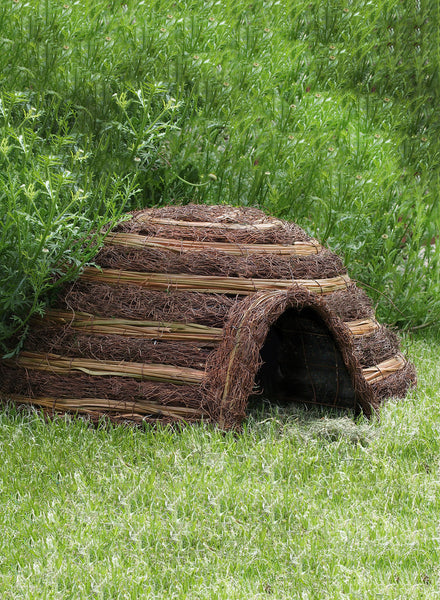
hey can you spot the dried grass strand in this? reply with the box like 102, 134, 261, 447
346, 318, 380, 336
363, 354, 407, 383
104, 233, 322, 256
132, 216, 283, 230
80, 267, 351, 295
37, 309, 378, 342
15, 351, 205, 385
37, 310, 223, 342
6, 393, 205, 419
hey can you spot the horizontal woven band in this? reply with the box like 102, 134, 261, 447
80, 267, 351, 296
36, 310, 377, 343
104, 233, 322, 256
14, 351, 205, 385
4, 393, 206, 419
132, 216, 283, 230
36, 310, 223, 342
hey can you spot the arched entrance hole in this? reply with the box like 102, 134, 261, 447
256, 307, 357, 410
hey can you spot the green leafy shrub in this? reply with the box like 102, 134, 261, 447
0, 84, 179, 354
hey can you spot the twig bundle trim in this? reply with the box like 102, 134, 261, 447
133, 216, 283, 230
7, 394, 205, 420
15, 351, 205, 385
36, 309, 374, 341
80, 266, 351, 295
36, 310, 223, 341
362, 354, 407, 383
104, 233, 323, 256
346, 318, 380, 336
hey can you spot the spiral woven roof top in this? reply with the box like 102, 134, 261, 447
0, 204, 416, 429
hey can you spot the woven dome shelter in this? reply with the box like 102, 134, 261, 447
0, 204, 416, 429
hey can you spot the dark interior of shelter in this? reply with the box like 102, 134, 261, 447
256, 308, 357, 410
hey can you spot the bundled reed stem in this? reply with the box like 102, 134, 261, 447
14, 351, 205, 385
104, 233, 322, 256
6, 394, 205, 420
132, 216, 283, 230
346, 318, 380, 336
37, 310, 223, 342
363, 354, 407, 383
80, 267, 351, 295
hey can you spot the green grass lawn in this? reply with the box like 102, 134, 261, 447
0, 329, 438, 599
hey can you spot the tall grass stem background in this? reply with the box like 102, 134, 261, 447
0, 0, 439, 347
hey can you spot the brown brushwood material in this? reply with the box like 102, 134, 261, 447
104, 233, 323, 256
25, 330, 213, 368
59, 282, 235, 326
132, 204, 280, 223
324, 284, 375, 321
114, 222, 310, 244
204, 287, 377, 430
35, 309, 223, 342
370, 361, 417, 402
352, 326, 400, 366
33, 309, 373, 344
95, 246, 345, 279
116, 206, 310, 244
0, 366, 203, 407
80, 266, 351, 295
26, 310, 381, 372
124, 216, 284, 230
